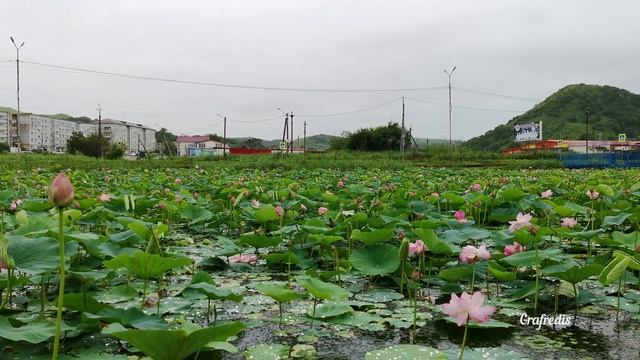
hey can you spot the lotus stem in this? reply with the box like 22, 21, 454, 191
534, 242, 539, 315
470, 263, 476, 293
616, 276, 622, 322
213, 303, 217, 325
52, 208, 66, 360
310, 298, 317, 328
458, 315, 470, 360
0, 269, 12, 310
573, 282, 578, 318
279, 302, 283, 327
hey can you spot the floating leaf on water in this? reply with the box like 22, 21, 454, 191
365, 345, 447, 360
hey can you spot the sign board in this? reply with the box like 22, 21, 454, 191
514, 122, 542, 142
279, 141, 287, 150
618, 133, 627, 142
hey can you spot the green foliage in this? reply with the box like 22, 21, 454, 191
0, 142, 9, 153
335, 122, 411, 151
465, 84, 640, 152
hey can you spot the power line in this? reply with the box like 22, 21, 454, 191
404, 96, 527, 113
452, 87, 541, 102
21, 60, 447, 93
297, 98, 401, 117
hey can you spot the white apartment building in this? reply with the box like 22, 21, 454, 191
0, 111, 156, 154
0, 112, 9, 145
100, 118, 156, 154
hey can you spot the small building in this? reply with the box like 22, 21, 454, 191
503, 139, 640, 155
100, 118, 156, 154
176, 135, 227, 156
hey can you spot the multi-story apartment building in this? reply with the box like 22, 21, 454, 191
100, 118, 156, 154
0, 111, 156, 154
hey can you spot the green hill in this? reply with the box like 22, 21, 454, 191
465, 84, 640, 152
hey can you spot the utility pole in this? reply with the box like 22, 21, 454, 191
400, 96, 405, 159
290, 112, 294, 153
10, 37, 25, 151
585, 109, 590, 155
217, 114, 227, 159
97, 103, 103, 158
303, 121, 307, 154
444, 66, 456, 148
277, 107, 289, 154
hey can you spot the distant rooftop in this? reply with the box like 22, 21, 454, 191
99, 118, 155, 130
177, 135, 210, 143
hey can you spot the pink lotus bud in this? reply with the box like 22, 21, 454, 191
337, 180, 345, 188
396, 230, 405, 241
318, 207, 328, 216
275, 205, 284, 217
48, 173, 74, 208
431, 192, 440, 199
470, 183, 482, 192
97, 193, 111, 203
454, 211, 467, 224
300, 203, 308, 212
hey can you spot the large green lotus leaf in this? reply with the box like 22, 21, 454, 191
238, 233, 281, 248
254, 283, 303, 304
243, 343, 289, 360
507, 281, 538, 301
438, 265, 473, 282
365, 345, 447, 360
179, 205, 213, 224
601, 213, 631, 227
442, 192, 465, 206
253, 205, 278, 222
109, 322, 244, 360
350, 245, 400, 276
501, 248, 562, 267
611, 231, 640, 249
413, 228, 452, 255
350, 228, 394, 245
596, 184, 615, 197
63, 293, 111, 314
553, 205, 577, 217
297, 276, 349, 301
598, 254, 631, 284
20, 199, 54, 212
308, 302, 354, 319
0, 317, 74, 344
547, 264, 603, 284
104, 252, 191, 279
488, 261, 517, 282
7, 235, 78, 275
88, 307, 168, 329
189, 282, 243, 302
308, 234, 343, 246
499, 187, 527, 201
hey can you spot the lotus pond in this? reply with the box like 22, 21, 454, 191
0, 166, 639, 359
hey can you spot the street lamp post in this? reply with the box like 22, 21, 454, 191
10, 36, 25, 151
443, 66, 456, 148
216, 114, 227, 159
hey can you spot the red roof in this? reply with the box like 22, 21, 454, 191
177, 135, 209, 143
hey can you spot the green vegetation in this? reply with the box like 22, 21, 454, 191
465, 84, 640, 152
330, 122, 411, 151
0, 164, 638, 359
66, 132, 125, 159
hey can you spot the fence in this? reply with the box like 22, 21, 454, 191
563, 152, 640, 168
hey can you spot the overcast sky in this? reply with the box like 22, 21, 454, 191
1, 0, 639, 140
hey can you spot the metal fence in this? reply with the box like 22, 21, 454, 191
563, 152, 640, 168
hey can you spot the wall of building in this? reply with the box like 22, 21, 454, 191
0, 112, 8, 145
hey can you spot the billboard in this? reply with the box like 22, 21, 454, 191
514, 122, 542, 142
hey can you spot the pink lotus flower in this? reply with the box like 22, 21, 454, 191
459, 245, 491, 263
408, 239, 427, 256
561, 217, 578, 228
337, 180, 345, 188
174, 178, 182, 185
275, 205, 284, 217
48, 173, 74, 208
470, 183, 482, 192
8, 199, 22, 212
431, 192, 440, 199
442, 291, 495, 326
508, 212, 533, 233
586, 189, 599, 200
540, 190, 553, 199
251, 199, 261, 208
318, 207, 328, 216
97, 193, 111, 203
503, 242, 525, 256
411, 270, 421, 280
229, 254, 258, 264
454, 211, 467, 224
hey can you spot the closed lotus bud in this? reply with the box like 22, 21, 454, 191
48, 173, 74, 208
